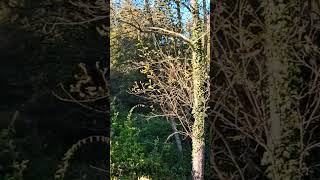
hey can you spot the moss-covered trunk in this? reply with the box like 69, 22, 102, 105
191, 49, 206, 179
190, 0, 207, 179
263, 1, 288, 178
262, 1, 300, 179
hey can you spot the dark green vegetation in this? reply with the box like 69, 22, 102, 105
110, 100, 192, 179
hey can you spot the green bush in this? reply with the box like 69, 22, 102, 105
110, 104, 147, 178
110, 101, 190, 179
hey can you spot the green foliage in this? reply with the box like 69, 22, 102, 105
110, 104, 149, 178
110, 101, 190, 179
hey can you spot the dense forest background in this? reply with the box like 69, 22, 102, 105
110, 0, 209, 178
110, 0, 320, 180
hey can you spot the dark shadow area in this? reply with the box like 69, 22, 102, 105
0, 0, 108, 179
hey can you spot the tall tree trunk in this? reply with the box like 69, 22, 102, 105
263, 0, 291, 179
169, 118, 183, 153
191, 49, 206, 179
190, 0, 207, 179
264, 2, 283, 178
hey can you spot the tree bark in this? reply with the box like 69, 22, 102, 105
169, 118, 183, 153
190, 0, 207, 178
263, 0, 290, 178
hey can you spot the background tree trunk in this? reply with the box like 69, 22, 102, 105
169, 118, 183, 153
263, 0, 292, 179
